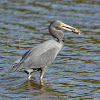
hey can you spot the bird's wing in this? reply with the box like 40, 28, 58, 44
25, 47, 59, 69
8, 40, 60, 72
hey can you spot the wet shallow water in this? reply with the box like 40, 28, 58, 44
0, 0, 100, 100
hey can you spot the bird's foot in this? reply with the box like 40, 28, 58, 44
28, 74, 32, 80
40, 78, 44, 86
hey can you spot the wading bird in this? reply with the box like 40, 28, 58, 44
8, 20, 80, 80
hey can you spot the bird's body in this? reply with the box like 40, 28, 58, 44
8, 20, 80, 80
9, 40, 63, 72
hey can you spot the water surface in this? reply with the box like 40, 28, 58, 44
0, 0, 100, 99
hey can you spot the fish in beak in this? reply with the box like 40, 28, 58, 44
60, 22, 81, 35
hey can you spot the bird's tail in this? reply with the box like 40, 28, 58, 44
7, 63, 22, 73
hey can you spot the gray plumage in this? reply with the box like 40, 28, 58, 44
8, 40, 62, 72
8, 20, 80, 80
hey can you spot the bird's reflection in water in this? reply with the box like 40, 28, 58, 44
21, 79, 64, 100
1, 75, 64, 100
23, 78, 46, 90
18, 78, 54, 99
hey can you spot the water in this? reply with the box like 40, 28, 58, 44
0, 0, 100, 99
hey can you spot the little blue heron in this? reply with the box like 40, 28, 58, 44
8, 20, 80, 80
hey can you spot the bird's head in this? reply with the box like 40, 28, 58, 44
50, 20, 81, 35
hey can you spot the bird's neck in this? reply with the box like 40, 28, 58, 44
57, 39, 64, 46
49, 25, 64, 44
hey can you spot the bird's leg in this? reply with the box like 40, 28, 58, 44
40, 66, 47, 80
28, 72, 32, 80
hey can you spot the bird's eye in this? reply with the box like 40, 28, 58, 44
56, 27, 60, 30
57, 23, 60, 26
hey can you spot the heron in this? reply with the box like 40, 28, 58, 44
8, 20, 80, 80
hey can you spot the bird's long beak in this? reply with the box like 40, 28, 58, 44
60, 22, 81, 35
